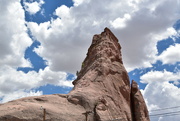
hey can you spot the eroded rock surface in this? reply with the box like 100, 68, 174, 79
0, 95, 86, 121
0, 28, 149, 121
70, 28, 132, 121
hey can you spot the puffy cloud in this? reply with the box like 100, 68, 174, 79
113, 0, 180, 71
24, 0, 44, 15
140, 69, 180, 121
0, 90, 42, 103
72, 0, 87, 6
140, 70, 180, 84
0, 0, 73, 103
143, 82, 180, 121
152, 27, 178, 41
0, 0, 32, 67
110, 14, 131, 29
38, 67, 73, 87
27, 0, 180, 74
0, 0, 37, 102
0, 66, 73, 103
158, 44, 180, 65
55, 5, 71, 19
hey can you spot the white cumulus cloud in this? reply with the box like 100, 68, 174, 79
110, 14, 131, 29
55, 5, 71, 19
158, 44, 180, 65
0, 0, 73, 103
72, 0, 86, 6
140, 70, 180, 84
0, 66, 73, 103
0, 0, 32, 68
143, 82, 180, 121
24, 0, 44, 15
0, 90, 43, 103
140, 69, 180, 121
27, 0, 180, 73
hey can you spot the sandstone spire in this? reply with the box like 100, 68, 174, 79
0, 28, 149, 121
69, 27, 132, 120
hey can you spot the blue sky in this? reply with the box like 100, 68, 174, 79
0, 0, 180, 120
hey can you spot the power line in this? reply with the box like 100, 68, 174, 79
150, 105, 180, 112
150, 110, 180, 117
150, 113, 180, 118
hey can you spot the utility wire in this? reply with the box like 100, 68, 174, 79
150, 110, 180, 116
150, 105, 180, 112
150, 113, 180, 118
149, 106, 180, 118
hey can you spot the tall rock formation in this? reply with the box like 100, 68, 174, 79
70, 28, 132, 121
0, 28, 149, 121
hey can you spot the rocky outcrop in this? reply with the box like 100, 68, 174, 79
131, 80, 150, 121
70, 28, 132, 121
0, 28, 149, 121
0, 95, 86, 121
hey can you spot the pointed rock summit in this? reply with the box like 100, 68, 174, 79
0, 28, 150, 121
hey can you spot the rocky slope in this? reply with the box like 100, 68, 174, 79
0, 28, 150, 121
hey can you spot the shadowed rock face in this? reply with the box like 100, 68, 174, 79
0, 28, 149, 121
131, 80, 150, 121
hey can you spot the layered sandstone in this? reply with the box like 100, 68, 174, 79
0, 28, 149, 121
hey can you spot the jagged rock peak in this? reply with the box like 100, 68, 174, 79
73, 27, 124, 85
86, 27, 122, 64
